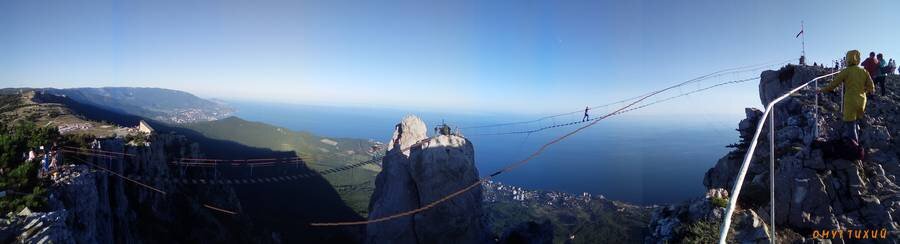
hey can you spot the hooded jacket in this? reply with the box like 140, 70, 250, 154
877, 57, 889, 77
862, 55, 879, 79
821, 50, 876, 121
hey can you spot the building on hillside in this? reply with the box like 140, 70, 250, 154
138, 120, 155, 135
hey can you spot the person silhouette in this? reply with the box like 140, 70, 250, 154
582, 106, 590, 122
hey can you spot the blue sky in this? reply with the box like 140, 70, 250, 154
3, 0, 899, 116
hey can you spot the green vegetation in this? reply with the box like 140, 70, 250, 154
0, 92, 126, 138
37, 87, 235, 123
710, 196, 728, 208
0, 120, 93, 214
682, 220, 725, 244
485, 200, 651, 243
183, 117, 375, 165
183, 116, 379, 215
0, 121, 61, 214
125, 132, 150, 145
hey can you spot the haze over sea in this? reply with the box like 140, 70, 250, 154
230, 100, 742, 205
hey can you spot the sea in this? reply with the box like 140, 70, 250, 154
229, 100, 743, 205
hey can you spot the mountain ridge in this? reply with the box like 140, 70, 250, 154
1, 87, 235, 124
0, 91, 367, 243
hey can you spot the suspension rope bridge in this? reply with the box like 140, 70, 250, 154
51, 59, 798, 226
66, 155, 167, 195
58, 148, 127, 159
58, 58, 778, 173
470, 76, 760, 136
459, 58, 790, 130
58, 138, 431, 185
170, 157, 306, 167
58, 139, 441, 214
58, 74, 760, 186
308, 61, 788, 227
64, 153, 240, 215
61, 146, 134, 156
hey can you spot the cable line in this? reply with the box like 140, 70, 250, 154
59, 139, 426, 185
56, 60, 791, 222
309, 58, 729, 227
459, 58, 789, 130
66, 155, 166, 195
61, 146, 134, 157
204, 204, 238, 215
470, 76, 758, 136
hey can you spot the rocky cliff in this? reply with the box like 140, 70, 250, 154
648, 65, 900, 243
2, 134, 254, 243
366, 115, 489, 244
1, 91, 367, 243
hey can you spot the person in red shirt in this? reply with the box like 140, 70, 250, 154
861, 51, 880, 80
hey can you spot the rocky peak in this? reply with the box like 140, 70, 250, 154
650, 65, 900, 243
387, 115, 427, 157
367, 115, 488, 244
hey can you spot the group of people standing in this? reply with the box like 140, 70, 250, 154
22, 144, 60, 179
861, 52, 897, 96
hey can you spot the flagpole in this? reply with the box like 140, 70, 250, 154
801, 21, 806, 60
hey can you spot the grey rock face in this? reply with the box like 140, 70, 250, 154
367, 115, 488, 244
4, 134, 248, 243
387, 115, 428, 157
53, 165, 107, 243
653, 66, 900, 243
5, 210, 74, 244
646, 196, 726, 242
367, 116, 425, 244
732, 210, 771, 244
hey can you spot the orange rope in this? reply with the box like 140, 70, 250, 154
59, 149, 120, 159
176, 156, 300, 162
61, 146, 134, 156
65, 151, 241, 216
310, 71, 692, 227
65, 153, 167, 195
204, 204, 237, 215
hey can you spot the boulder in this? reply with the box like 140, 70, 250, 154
732, 210, 771, 244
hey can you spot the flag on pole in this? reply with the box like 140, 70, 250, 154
795, 29, 803, 38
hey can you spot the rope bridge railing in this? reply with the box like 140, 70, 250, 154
55, 61, 807, 226
459, 59, 791, 131
470, 76, 760, 136
59, 139, 427, 185
308, 60, 767, 227
65, 153, 239, 215
717, 71, 838, 244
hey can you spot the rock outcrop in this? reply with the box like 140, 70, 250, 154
1, 134, 251, 243
649, 65, 900, 243
367, 115, 489, 244
3, 210, 74, 243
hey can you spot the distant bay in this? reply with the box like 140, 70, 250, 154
229, 100, 740, 205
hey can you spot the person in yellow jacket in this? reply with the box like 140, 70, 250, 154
819, 50, 876, 142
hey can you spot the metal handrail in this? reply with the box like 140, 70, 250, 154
718, 71, 838, 244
